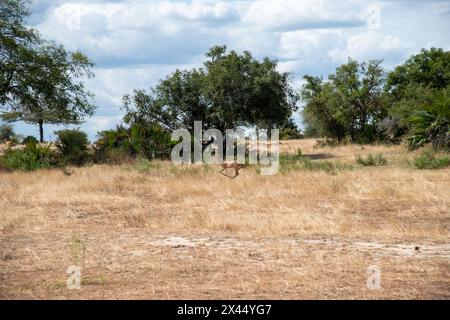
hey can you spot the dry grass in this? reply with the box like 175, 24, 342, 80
0, 139, 449, 299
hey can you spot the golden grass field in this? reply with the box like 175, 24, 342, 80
0, 139, 449, 299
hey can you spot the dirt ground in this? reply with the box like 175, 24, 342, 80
0, 139, 449, 299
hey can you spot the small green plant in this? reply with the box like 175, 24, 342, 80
355, 154, 387, 166
0, 143, 56, 171
413, 151, 450, 169
55, 129, 89, 165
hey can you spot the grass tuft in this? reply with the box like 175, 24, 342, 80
414, 151, 450, 170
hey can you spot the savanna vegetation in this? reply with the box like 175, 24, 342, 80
0, 0, 449, 299
1, 1, 449, 171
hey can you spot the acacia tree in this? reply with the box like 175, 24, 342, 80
122, 45, 298, 138
0, 0, 96, 142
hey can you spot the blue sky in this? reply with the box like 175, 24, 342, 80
10, 0, 450, 141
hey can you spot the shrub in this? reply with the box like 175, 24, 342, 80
92, 148, 132, 165
355, 154, 387, 166
407, 110, 449, 152
0, 143, 56, 171
413, 151, 450, 169
22, 135, 39, 145
55, 129, 89, 165
280, 127, 303, 140
0, 123, 15, 141
94, 123, 173, 163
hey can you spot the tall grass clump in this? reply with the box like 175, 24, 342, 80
355, 154, 387, 166
278, 150, 352, 174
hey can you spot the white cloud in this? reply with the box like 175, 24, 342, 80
35, 1, 239, 67
85, 115, 124, 137
243, 0, 365, 31
278, 29, 342, 60
328, 31, 414, 66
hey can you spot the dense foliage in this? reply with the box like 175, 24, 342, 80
123, 46, 298, 136
94, 123, 173, 162
301, 59, 387, 143
301, 48, 450, 150
0, 141, 56, 171
55, 129, 89, 165
386, 48, 450, 151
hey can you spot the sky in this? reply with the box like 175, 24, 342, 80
10, 0, 450, 140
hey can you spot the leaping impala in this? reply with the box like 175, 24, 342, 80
219, 161, 245, 178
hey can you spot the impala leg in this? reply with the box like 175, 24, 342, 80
220, 167, 228, 176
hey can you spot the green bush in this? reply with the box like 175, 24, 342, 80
55, 129, 89, 165
0, 143, 56, 171
355, 154, 387, 166
413, 151, 450, 169
0, 123, 22, 145
94, 123, 173, 163
92, 148, 132, 165
280, 127, 303, 140
22, 135, 39, 145
0, 123, 15, 141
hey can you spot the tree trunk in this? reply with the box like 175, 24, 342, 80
38, 119, 44, 143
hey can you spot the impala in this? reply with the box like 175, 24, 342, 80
219, 161, 245, 178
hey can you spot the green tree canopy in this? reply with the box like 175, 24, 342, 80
301, 59, 387, 143
386, 48, 450, 150
386, 48, 450, 102
122, 45, 298, 136
0, 0, 96, 142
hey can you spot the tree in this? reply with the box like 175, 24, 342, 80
1, 0, 39, 105
301, 76, 347, 141
301, 59, 387, 143
123, 45, 298, 138
386, 48, 450, 102
123, 69, 208, 133
0, 0, 96, 142
386, 48, 450, 150
203, 46, 297, 132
